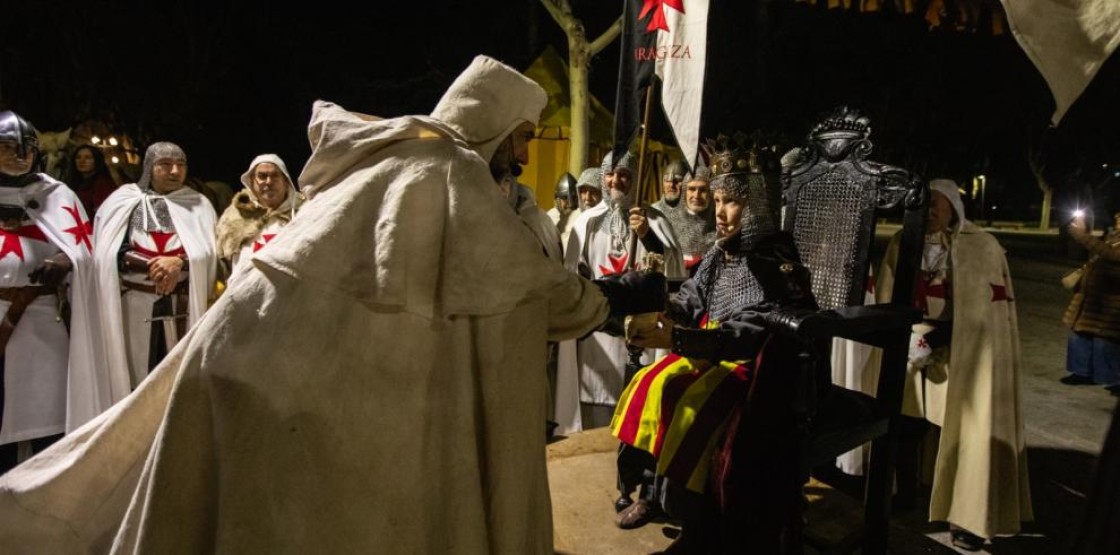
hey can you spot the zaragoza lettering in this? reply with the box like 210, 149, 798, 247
633, 44, 692, 61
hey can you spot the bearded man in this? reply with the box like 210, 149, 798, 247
561, 150, 684, 429
0, 55, 665, 554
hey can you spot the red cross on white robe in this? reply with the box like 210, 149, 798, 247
132, 230, 186, 258
0, 224, 48, 261
252, 233, 277, 253
62, 204, 93, 253
598, 252, 629, 277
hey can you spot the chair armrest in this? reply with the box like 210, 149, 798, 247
762, 304, 922, 347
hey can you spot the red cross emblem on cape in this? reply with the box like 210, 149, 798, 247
0, 224, 48, 261
132, 230, 186, 258
990, 283, 1010, 302
62, 204, 93, 253
252, 233, 277, 253
598, 252, 629, 277
914, 276, 951, 314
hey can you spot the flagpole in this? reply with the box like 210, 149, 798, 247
628, 83, 655, 270
623, 83, 655, 387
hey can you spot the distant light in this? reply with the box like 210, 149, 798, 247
108, 137, 118, 146
991, 205, 997, 210
1103, 164, 1109, 169
110, 156, 120, 164
91, 136, 101, 145
1074, 209, 1085, 218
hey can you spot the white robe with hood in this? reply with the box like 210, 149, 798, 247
876, 181, 1032, 538
93, 183, 217, 387
0, 55, 609, 555
0, 175, 117, 441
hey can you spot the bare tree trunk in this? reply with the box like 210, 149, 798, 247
1027, 131, 1052, 230
541, 0, 621, 176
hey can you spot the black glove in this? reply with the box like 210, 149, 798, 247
28, 252, 73, 288
594, 270, 667, 317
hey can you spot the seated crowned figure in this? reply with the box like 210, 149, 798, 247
612, 135, 821, 553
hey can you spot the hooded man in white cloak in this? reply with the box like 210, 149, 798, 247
93, 142, 217, 388
0, 111, 117, 473
561, 151, 684, 429
215, 153, 303, 284
877, 179, 1032, 550
0, 55, 667, 554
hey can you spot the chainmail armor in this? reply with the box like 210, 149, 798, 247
129, 196, 176, 234
664, 204, 717, 257
693, 246, 764, 324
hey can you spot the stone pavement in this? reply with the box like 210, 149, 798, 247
548, 428, 959, 554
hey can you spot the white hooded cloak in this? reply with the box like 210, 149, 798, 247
0, 55, 610, 554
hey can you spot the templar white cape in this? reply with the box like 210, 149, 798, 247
0, 87, 610, 554
0, 175, 118, 435
92, 184, 217, 385
878, 223, 1033, 538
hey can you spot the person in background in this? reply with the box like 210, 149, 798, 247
0, 111, 115, 473
1060, 209, 1120, 395
65, 144, 117, 217
215, 154, 302, 283
93, 142, 217, 388
658, 162, 717, 275
886, 179, 1032, 551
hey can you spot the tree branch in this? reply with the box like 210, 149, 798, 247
590, 17, 623, 55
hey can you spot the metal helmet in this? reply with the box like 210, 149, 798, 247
662, 159, 688, 183
0, 110, 40, 163
553, 172, 577, 205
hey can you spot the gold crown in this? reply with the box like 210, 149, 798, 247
703, 133, 759, 177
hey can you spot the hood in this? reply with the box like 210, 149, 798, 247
429, 55, 547, 163
299, 101, 459, 199
240, 153, 300, 215
930, 178, 969, 234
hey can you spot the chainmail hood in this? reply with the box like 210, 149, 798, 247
137, 142, 187, 192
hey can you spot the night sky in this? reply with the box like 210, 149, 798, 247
3, 1, 1118, 219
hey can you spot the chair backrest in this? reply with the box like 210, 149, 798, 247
781, 107, 927, 310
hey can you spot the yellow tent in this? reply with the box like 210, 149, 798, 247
522, 46, 682, 210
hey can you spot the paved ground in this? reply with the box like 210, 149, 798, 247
547, 226, 1118, 554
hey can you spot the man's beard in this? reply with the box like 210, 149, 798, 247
608, 188, 630, 211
